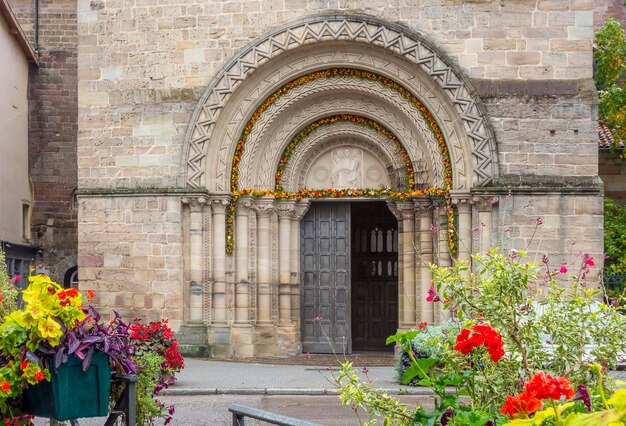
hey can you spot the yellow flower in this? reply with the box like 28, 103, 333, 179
38, 317, 62, 343
10, 310, 37, 329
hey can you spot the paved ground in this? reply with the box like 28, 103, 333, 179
32, 355, 430, 425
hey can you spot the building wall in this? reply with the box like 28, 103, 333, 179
9, 0, 79, 282
76, 1, 603, 351
0, 12, 31, 246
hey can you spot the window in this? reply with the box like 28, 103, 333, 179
22, 204, 31, 241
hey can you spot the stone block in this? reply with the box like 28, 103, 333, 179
506, 51, 540, 65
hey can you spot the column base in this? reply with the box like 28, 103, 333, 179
231, 325, 254, 358
276, 325, 298, 356
176, 324, 209, 357
254, 324, 277, 357
208, 325, 233, 358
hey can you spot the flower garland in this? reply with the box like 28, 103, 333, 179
275, 114, 414, 191
225, 68, 457, 255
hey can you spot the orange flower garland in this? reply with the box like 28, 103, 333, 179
225, 68, 458, 255
275, 114, 414, 192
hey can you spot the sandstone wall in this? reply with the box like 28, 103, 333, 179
76, 0, 603, 327
78, 195, 184, 326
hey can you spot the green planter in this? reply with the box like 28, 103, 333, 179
22, 352, 111, 421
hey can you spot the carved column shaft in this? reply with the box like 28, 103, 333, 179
397, 202, 415, 328
435, 206, 451, 323
277, 200, 295, 325
452, 193, 472, 276
255, 198, 274, 324
183, 197, 207, 324
235, 199, 250, 324
415, 199, 434, 324
211, 196, 229, 324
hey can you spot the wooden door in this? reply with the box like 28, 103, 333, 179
351, 202, 398, 351
301, 202, 351, 354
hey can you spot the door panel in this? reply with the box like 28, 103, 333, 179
301, 202, 351, 354
351, 202, 398, 351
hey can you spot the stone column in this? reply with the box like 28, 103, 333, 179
276, 200, 296, 325
235, 198, 251, 323
254, 197, 275, 325
451, 192, 473, 275
181, 197, 207, 323
396, 201, 416, 329
435, 203, 452, 323
473, 196, 499, 255
291, 201, 310, 324
232, 197, 254, 357
210, 195, 230, 324
414, 198, 434, 324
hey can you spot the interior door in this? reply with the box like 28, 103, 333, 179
301, 202, 351, 354
351, 202, 398, 351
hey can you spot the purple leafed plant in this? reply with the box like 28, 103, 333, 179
30, 306, 136, 375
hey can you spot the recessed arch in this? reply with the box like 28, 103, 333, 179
182, 13, 498, 191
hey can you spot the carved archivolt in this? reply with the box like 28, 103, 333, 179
183, 14, 497, 191
238, 76, 444, 190
281, 123, 413, 192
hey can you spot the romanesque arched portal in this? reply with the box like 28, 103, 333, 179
181, 14, 499, 357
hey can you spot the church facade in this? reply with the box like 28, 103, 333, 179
76, 2, 603, 357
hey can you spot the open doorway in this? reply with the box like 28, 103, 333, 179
351, 201, 398, 351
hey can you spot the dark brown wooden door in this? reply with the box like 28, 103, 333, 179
301, 202, 351, 354
351, 202, 398, 351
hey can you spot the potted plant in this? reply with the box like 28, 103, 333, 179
127, 318, 184, 425
0, 273, 136, 424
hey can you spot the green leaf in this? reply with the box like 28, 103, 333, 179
402, 358, 437, 384
412, 407, 436, 426
386, 329, 419, 345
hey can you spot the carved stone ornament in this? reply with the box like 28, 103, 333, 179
181, 196, 208, 212
472, 195, 499, 211
183, 14, 498, 191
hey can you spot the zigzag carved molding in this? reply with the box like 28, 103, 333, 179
184, 14, 497, 189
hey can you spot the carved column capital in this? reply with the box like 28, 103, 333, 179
396, 201, 415, 221
237, 196, 254, 216
385, 200, 402, 222
293, 200, 311, 221
450, 191, 472, 214
413, 197, 434, 215
252, 196, 276, 217
472, 195, 499, 212
275, 200, 296, 220
181, 196, 208, 212
209, 194, 231, 214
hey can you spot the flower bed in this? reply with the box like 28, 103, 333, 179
338, 246, 626, 425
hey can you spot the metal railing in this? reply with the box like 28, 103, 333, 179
229, 404, 321, 426
604, 273, 626, 294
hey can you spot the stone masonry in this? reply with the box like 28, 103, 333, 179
75, 1, 604, 357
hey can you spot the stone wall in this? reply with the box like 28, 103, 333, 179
76, 0, 596, 191
10, 0, 78, 282
75, 0, 603, 344
77, 195, 184, 327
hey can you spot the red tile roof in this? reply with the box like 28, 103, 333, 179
599, 122, 624, 149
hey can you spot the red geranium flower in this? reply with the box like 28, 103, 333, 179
454, 324, 505, 362
525, 372, 574, 401
35, 372, 44, 382
501, 391, 543, 419
0, 382, 10, 393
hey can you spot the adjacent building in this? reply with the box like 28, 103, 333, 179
0, 0, 39, 291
